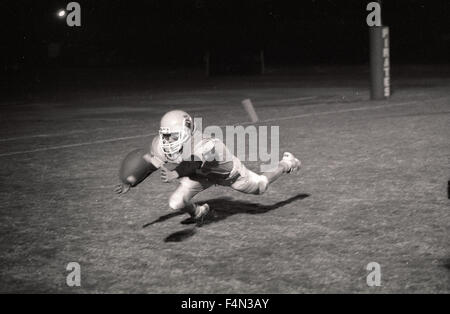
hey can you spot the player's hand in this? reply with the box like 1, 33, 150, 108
114, 182, 131, 194
160, 166, 179, 183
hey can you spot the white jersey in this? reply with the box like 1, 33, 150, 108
145, 132, 244, 184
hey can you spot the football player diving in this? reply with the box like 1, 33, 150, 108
114, 110, 301, 222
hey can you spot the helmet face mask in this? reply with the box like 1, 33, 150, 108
161, 132, 180, 142
158, 111, 193, 161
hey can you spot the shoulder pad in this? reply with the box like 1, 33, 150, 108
193, 138, 217, 162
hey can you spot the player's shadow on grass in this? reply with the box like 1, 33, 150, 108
442, 258, 450, 271
161, 193, 310, 242
142, 211, 185, 228
189, 193, 310, 226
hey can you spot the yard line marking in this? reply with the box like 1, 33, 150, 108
258, 100, 420, 123
0, 97, 447, 157
255, 96, 318, 106
0, 128, 113, 142
272, 96, 317, 103
1, 108, 214, 142
0, 133, 157, 157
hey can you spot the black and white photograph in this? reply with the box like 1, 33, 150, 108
1, 0, 449, 297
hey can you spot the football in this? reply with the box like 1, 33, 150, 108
119, 148, 155, 186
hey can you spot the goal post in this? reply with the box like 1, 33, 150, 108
370, 26, 390, 100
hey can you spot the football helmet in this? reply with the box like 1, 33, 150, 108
159, 110, 194, 160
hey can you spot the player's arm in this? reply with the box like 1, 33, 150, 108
160, 160, 202, 183
160, 138, 219, 182
114, 148, 159, 194
161, 138, 225, 183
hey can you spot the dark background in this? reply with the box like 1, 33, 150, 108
3, 0, 449, 71
0, 1, 449, 295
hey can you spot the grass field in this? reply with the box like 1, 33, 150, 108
0, 66, 449, 293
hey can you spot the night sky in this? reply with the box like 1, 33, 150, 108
3, 0, 450, 69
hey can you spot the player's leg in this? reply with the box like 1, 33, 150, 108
168, 176, 213, 219
231, 152, 301, 195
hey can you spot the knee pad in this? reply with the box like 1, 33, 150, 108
257, 175, 269, 195
168, 193, 186, 210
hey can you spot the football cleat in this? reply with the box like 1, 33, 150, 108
192, 203, 210, 221
279, 152, 301, 173
182, 203, 211, 226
